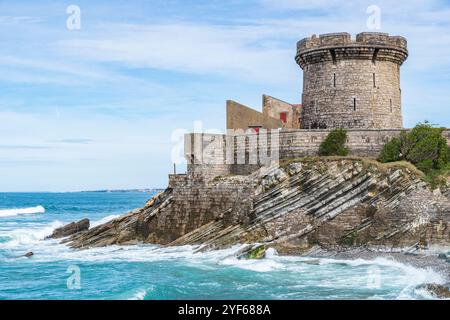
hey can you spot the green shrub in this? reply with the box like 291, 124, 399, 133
378, 123, 450, 174
319, 129, 349, 156
378, 136, 402, 163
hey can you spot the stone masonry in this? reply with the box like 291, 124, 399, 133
296, 32, 408, 129
184, 129, 450, 180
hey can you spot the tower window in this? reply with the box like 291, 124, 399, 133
333, 73, 336, 87
353, 98, 357, 111
373, 73, 376, 88
330, 49, 337, 64
314, 100, 318, 114
372, 48, 379, 65
390, 99, 393, 113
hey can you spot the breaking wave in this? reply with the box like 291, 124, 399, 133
0, 220, 63, 249
128, 289, 149, 300
0, 205, 45, 218
0, 217, 446, 300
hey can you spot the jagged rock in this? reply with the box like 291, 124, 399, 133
438, 253, 448, 260
262, 168, 288, 190
287, 163, 302, 176
420, 283, 450, 298
47, 219, 90, 239
236, 244, 266, 260
62, 159, 450, 254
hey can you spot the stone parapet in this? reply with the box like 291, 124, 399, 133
296, 32, 408, 68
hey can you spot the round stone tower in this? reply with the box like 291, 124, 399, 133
295, 32, 408, 129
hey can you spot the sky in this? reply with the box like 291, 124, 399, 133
0, 0, 450, 192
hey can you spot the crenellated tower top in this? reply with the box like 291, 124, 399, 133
296, 32, 408, 69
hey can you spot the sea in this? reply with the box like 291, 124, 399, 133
0, 192, 446, 300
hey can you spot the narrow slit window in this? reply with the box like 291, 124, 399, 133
314, 100, 318, 114
333, 73, 336, 87
353, 98, 357, 111
330, 49, 337, 64
373, 73, 376, 88
390, 99, 393, 112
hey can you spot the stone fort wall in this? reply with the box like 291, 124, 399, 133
183, 129, 450, 180
296, 32, 408, 130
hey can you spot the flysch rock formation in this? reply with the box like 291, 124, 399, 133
61, 158, 450, 255
46, 218, 90, 239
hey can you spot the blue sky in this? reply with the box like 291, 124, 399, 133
0, 0, 450, 191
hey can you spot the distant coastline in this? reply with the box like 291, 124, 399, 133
80, 189, 164, 193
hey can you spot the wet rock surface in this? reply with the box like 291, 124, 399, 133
420, 283, 450, 299
235, 244, 266, 260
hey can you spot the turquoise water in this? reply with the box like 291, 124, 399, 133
0, 192, 445, 300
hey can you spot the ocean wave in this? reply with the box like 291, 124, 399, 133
319, 256, 444, 285
0, 214, 121, 250
218, 247, 284, 272
0, 220, 63, 249
0, 225, 446, 300
0, 205, 45, 218
128, 289, 148, 300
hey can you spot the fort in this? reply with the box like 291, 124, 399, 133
58, 32, 450, 273
180, 32, 450, 181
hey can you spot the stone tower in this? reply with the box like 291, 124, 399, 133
295, 32, 408, 129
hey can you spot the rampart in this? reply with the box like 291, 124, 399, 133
183, 129, 450, 180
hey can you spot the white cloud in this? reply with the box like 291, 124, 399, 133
55, 23, 298, 84
0, 15, 44, 25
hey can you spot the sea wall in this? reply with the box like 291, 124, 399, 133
184, 129, 450, 180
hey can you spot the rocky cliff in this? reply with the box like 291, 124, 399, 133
64, 157, 450, 254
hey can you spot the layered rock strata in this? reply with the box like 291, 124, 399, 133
63, 158, 450, 254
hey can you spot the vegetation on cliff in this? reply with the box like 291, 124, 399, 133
319, 129, 349, 156
378, 122, 450, 187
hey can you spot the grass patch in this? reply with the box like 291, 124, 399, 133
340, 230, 358, 246
422, 164, 450, 189
279, 156, 366, 169
360, 159, 424, 177
211, 174, 237, 182
279, 156, 421, 175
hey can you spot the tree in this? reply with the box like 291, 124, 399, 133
378, 122, 450, 174
319, 129, 349, 156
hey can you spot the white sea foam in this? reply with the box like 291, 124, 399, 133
319, 256, 445, 286
0, 220, 63, 249
0, 218, 446, 300
0, 205, 45, 218
128, 289, 148, 300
